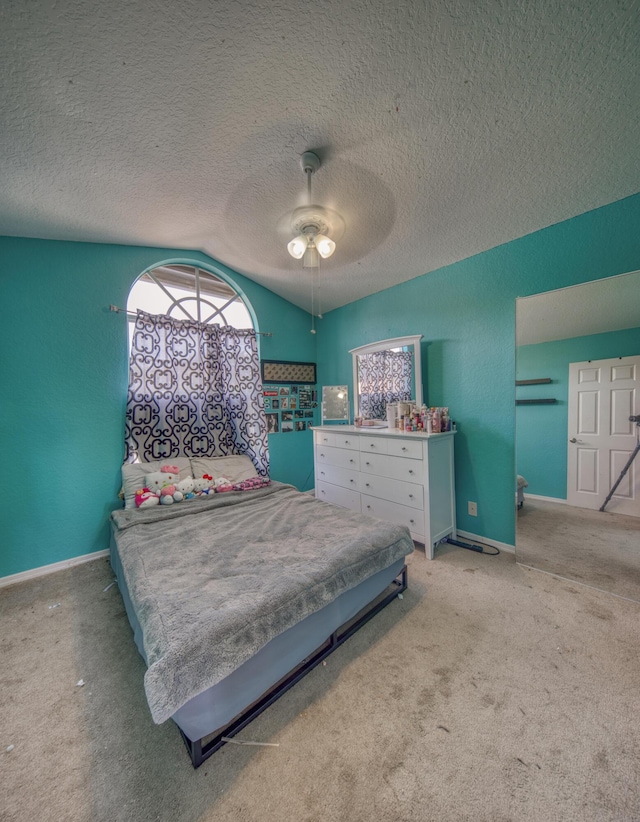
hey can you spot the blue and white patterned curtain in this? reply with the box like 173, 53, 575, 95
358, 349, 413, 419
125, 311, 269, 476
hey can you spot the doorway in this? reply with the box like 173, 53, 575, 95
515, 270, 640, 601
567, 355, 640, 515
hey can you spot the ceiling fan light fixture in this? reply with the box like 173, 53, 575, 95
287, 234, 307, 259
314, 233, 335, 259
283, 150, 344, 331
303, 244, 319, 268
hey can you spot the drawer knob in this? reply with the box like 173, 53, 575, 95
320, 471, 325, 476
321, 490, 325, 495
349, 459, 354, 463
365, 483, 370, 487
409, 494, 414, 499
350, 479, 355, 483
366, 505, 371, 509
365, 461, 370, 466
409, 469, 414, 474
370, 444, 375, 448
410, 519, 415, 524
320, 453, 325, 457
402, 447, 407, 451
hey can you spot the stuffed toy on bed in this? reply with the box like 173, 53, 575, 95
176, 476, 196, 500
193, 475, 215, 496
134, 487, 160, 508
145, 468, 183, 505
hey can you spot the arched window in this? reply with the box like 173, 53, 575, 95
124, 263, 268, 473
127, 264, 253, 339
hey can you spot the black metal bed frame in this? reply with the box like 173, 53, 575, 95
178, 564, 408, 768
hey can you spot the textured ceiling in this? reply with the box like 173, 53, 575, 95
1, 0, 639, 313
517, 269, 640, 346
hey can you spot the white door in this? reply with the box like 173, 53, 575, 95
567, 355, 640, 515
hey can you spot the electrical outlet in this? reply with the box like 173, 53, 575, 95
468, 501, 478, 517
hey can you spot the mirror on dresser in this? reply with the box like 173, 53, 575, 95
515, 270, 640, 601
350, 335, 423, 421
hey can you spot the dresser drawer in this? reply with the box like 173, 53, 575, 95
361, 495, 425, 536
361, 452, 424, 483
359, 436, 389, 454
387, 439, 423, 460
315, 463, 360, 491
333, 433, 360, 451
316, 445, 360, 471
360, 474, 423, 509
314, 430, 336, 447
316, 481, 360, 511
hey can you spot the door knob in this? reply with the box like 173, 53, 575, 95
569, 438, 577, 443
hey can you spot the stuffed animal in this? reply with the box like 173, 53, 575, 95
145, 469, 182, 504
176, 476, 196, 500
135, 487, 160, 508
193, 475, 214, 496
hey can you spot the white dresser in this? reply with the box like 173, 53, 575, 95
313, 425, 456, 559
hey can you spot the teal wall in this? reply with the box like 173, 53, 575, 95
516, 327, 640, 499
0, 237, 316, 578
3, 193, 640, 577
316, 193, 640, 546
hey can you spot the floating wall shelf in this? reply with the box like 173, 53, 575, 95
515, 378, 552, 386
515, 398, 557, 405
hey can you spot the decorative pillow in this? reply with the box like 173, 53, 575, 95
121, 459, 192, 509
215, 476, 271, 493
190, 455, 259, 485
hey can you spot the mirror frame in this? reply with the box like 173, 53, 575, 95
350, 335, 423, 419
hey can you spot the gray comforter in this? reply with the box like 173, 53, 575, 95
111, 482, 413, 724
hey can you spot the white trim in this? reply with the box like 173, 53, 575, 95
350, 334, 423, 418
456, 530, 515, 554
0, 549, 109, 590
524, 493, 567, 504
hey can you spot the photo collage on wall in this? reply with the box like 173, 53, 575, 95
261, 359, 318, 434
263, 385, 318, 434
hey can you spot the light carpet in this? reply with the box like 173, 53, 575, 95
1, 543, 639, 822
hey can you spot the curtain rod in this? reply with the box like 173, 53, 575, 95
109, 305, 272, 336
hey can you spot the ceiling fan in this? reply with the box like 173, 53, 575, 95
285, 151, 345, 331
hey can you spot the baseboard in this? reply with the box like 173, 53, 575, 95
455, 530, 515, 554
524, 494, 567, 504
0, 549, 110, 590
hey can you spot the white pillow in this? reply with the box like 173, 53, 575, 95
121, 458, 192, 509
190, 455, 259, 485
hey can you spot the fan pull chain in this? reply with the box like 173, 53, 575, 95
310, 266, 316, 334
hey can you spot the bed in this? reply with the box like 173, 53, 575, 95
110, 464, 414, 768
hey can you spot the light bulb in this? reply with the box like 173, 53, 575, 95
287, 234, 307, 259
315, 233, 335, 258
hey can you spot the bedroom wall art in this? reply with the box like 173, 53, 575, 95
263, 382, 318, 434
261, 359, 317, 385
